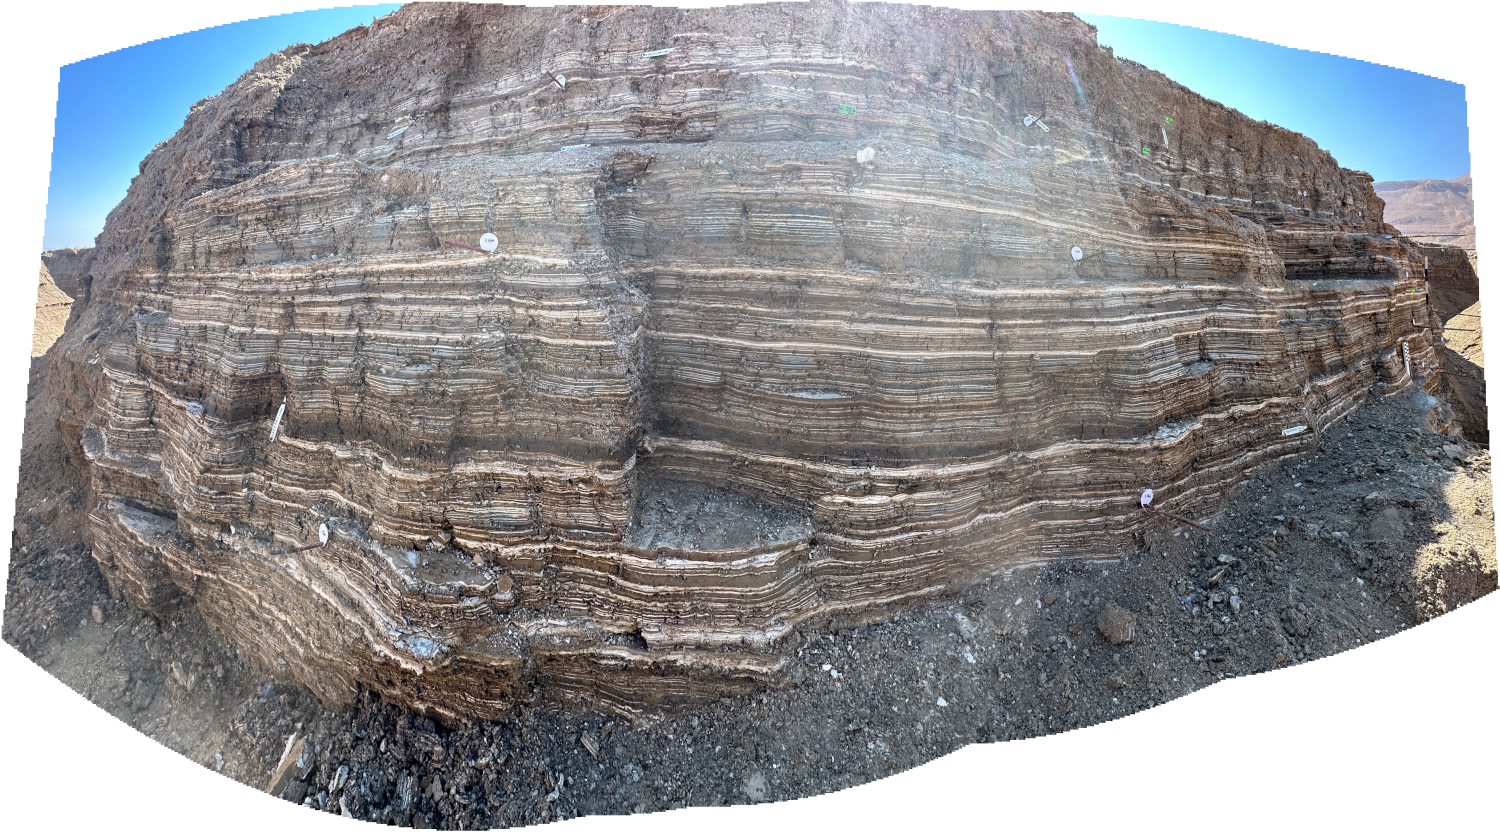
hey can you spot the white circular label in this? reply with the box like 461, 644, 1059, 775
1071, 246, 1083, 261
1140, 488, 1154, 507
318, 522, 329, 545
479, 233, 499, 253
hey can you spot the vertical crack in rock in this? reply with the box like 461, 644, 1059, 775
49, 1, 1450, 720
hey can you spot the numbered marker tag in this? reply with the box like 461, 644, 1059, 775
554, 74, 567, 90
1023, 114, 1037, 127
838, 104, 856, 115
1070, 246, 1083, 261
1141, 146, 1151, 156
1164, 117, 1173, 125
479, 233, 499, 253
318, 522, 329, 545
1141, 488, 1154, 507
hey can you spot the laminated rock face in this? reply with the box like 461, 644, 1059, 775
50, 1, 1444, 720
1417, 241, 1479, 323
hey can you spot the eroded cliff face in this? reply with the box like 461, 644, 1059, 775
1419, 241, 1479, 323
39, 247, 94, 302
50, 1, 1446, 719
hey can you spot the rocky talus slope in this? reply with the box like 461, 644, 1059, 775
45, 1, 1449, 720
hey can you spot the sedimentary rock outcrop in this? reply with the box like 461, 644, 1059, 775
49, 1, 1446, 719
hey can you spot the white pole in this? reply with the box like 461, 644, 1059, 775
268, 397, 287, 442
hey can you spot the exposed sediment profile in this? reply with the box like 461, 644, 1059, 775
49, 1, 1449, 720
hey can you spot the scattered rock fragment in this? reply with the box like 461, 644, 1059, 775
743, 770, 768, 802
265, 733, 306, 797
422, 773, 444, 801
90, 604, 104, 624
1096, 604, 1138, 645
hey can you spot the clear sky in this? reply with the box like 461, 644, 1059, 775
43, 3, 400, 251
1078, 13, 1470, 185
42, 5, 1470, 250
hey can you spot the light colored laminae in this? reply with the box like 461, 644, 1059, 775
50, 2, 1450, 720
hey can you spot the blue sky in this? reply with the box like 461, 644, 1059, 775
43, 4, 399, 250
1078, 14, 1470, 185
41, 5, 1470, 250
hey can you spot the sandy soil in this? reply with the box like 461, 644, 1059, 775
5, 313, 1495, 829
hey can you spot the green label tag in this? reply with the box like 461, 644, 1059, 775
1165, 117, 1173, 124
1142, 146, 1151, 155
838, 104, 856, 115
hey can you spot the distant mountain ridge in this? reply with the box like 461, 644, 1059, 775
1373, 174, 1475, 250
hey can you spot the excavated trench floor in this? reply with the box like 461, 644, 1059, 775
625, 471, 812, 551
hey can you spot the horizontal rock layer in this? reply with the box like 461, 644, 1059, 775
51, 1, 1445, 719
